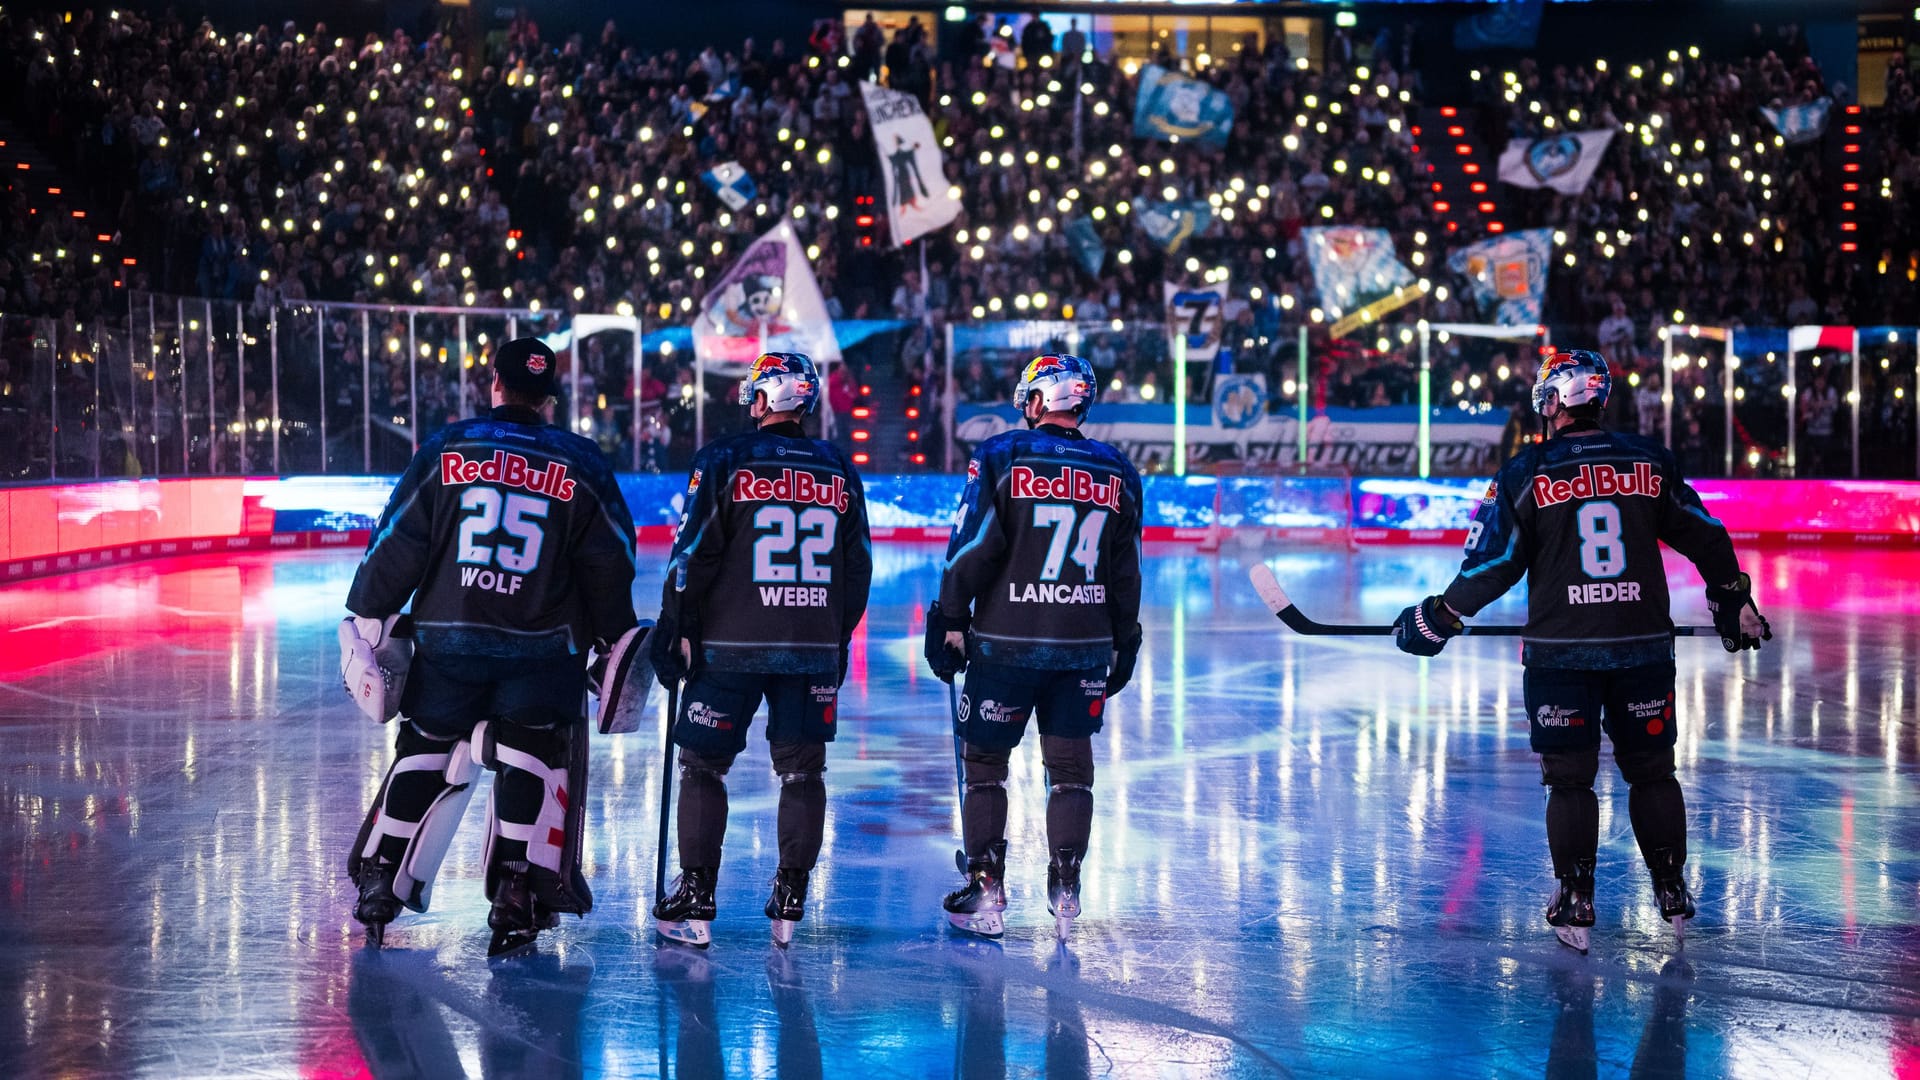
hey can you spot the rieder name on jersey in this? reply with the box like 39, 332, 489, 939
1567, 581, 1644, 604
1009, 465, 1123, 510
1532, 462, 1662, 508
731, 467, 851, 512
439, 450, 578, 500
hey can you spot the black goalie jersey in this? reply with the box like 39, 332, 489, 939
661, 421, 873, 674
1441, 426, 1741, 669
346, 404, 639, 659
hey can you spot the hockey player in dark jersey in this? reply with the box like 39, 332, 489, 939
343, 337, 639, 957
1393, 349, 1771, 953
924, 353, 1144, 941
650, 352, 873, 948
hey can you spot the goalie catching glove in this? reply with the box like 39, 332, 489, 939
589, 621, 657, 735
1705, 573, 1771, 652
339, 614, 414, 722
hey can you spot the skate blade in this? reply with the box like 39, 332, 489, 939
656, 918, 713, 949
771, 918, 798, 948
1054, 915, 1074, 943
1670, 914, 1687, 945
946, 910, 1005, 938
487, 929, 538, 959
1554, 925, 1590, 955
364, 921, 387, 949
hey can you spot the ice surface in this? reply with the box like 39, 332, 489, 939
1, 545, 1916, 1078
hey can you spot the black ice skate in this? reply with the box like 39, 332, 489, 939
353, 861, 402, 948
1046, 847, 1084, 943
1545, 859, 1597, 955
1647, 847, 1696, 944
764, 867, 808, 948
654, 868, 718, 948
943, 840, 1008, 938
487, 862, 542, 959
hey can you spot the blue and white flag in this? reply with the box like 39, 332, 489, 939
1133, 65, 1234, 151
1454, 0, 1544, 51
1497, 130, 1614, 195
700, 161, 757, 211
1760, 98, 1831, 144
1165, 278, 1229, 364
1132, 198, 1212, 255
1301, 227, 1416, 323
1065, 216, 1106, 278
1448, 229, 1552, 326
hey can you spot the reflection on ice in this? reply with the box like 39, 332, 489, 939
0, 546, 1915, 1077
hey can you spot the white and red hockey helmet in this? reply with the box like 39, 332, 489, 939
1532, 349, 1612, 416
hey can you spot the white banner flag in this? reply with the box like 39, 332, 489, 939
860, 82, 961, 247
1497, 130, 1615, 195
694, 221, 841, 366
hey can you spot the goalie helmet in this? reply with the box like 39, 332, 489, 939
739, 351, 821, 416
1532, 349, 1611, 416
1014, 353, 1097, 420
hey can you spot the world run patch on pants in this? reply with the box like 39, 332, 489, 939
1522, 661, 1677, 755
670, 669, 839, 759
955, 662, 1108, 751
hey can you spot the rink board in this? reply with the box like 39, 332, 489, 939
2, 474, 1918, 581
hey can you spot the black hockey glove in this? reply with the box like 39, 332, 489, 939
1105, 622, 1143, 697
1394, 595, 1463, 657
1705, 572, 1771, 652
923, 601, 968, 683
652, 612, 699, 688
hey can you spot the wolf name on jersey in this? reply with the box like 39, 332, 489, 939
348, 405, 639, 658
1442, 428, 1739, 669
941, 426, 1143, 668
663, 423, 872, 673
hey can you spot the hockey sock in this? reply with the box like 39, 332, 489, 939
1627, 779, 1687, 869
677, 750, 733, 870
1545, 786, 1600, 879
959, 744, 1011, 859
771, 742, 827, 871
1040, 735, 1094, 854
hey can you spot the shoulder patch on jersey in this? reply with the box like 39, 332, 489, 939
966, 458, 980, 483
688, 469, 702, 495
1483, 480, 1499, 502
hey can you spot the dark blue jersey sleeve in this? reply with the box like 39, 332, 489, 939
1104, 452, 1145, 636
346, 429, 451, 619
1442, 452, 1534, 618
566, 445, 640, 645
937, 446, 1010, 622
1655, 449, 1741, 589
836, 447, 874, 642
660, 442, 731, 629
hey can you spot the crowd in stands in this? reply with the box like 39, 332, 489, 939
1, 7, 1915, 475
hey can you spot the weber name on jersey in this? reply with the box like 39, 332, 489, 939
1442, 428, 1739, 668
941, 427, 1143, 668
348, 406, 639, 657
662, 423, 872, 673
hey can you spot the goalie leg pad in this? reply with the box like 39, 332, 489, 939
480, 718, 593, 917
347, 721, 477, 914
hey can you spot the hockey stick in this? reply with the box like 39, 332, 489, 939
1248, 563, 1714, 637
947, 680, 965, 810
655, 678, 680, 905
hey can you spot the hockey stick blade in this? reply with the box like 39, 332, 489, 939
1248, 563, 1715, 639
